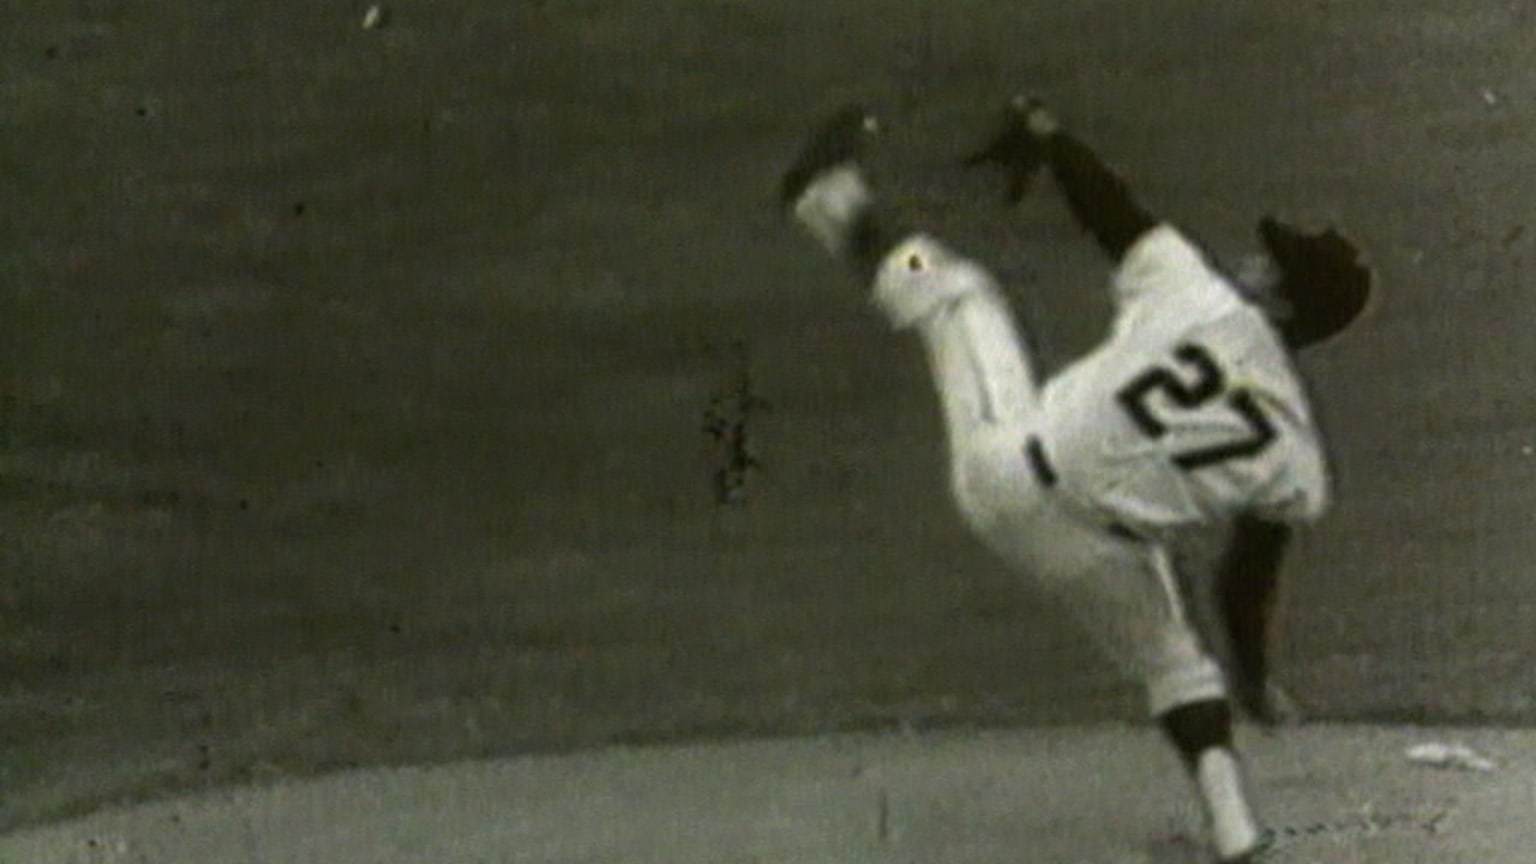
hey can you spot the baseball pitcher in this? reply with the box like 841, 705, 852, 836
779, 97, 1371, 864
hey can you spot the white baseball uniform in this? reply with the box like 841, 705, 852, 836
870, 224, 1331, 716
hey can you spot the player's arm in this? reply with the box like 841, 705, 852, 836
1214, 512, 1293, 726
1045, 127, 1160, 263
964, 98, 1158, 263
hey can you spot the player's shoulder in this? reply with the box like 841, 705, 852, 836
1112, 225, 1242, 313
1185, 303, 1292, 362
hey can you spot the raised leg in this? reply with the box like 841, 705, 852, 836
878, 237, 1039, 439
781, 107, 1041, 476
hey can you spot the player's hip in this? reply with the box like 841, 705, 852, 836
1027, 431, 1331, 538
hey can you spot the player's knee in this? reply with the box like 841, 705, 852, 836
872, 235, 997, 329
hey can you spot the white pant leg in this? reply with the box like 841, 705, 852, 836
871, 235, 1041, 531
988, 502, 1228, 719
1139, 543, 1229, 715
871, 235, 1038, 437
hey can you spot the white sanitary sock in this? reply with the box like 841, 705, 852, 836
791, 165, 872, 256
1196, 748, 1262, 859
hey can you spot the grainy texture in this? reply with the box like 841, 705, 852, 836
3, 0, 1533, 833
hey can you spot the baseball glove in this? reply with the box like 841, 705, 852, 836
961, 97, 1055, 203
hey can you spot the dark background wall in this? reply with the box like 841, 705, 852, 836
3, 0, 1534, 830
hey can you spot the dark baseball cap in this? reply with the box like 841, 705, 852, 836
1258, 216, 1374, 348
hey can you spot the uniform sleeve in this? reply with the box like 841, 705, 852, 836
1044, 131, 1159, 262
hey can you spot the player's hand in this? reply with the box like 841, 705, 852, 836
1016, 96, 1060, 137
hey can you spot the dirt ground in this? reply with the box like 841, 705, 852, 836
4, 725, 1531, 863
3, 0, 1535, 834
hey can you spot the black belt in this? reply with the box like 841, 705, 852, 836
1024, 434, 1144, 543
1024, 435, 1058, 487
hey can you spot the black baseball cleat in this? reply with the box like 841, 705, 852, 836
961, 95, 1057, 203
779, 104, 880, 209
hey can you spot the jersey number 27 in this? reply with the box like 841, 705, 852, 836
1115, 342, 1277, 470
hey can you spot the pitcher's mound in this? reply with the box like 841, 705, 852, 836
1, 724, 1528, 863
